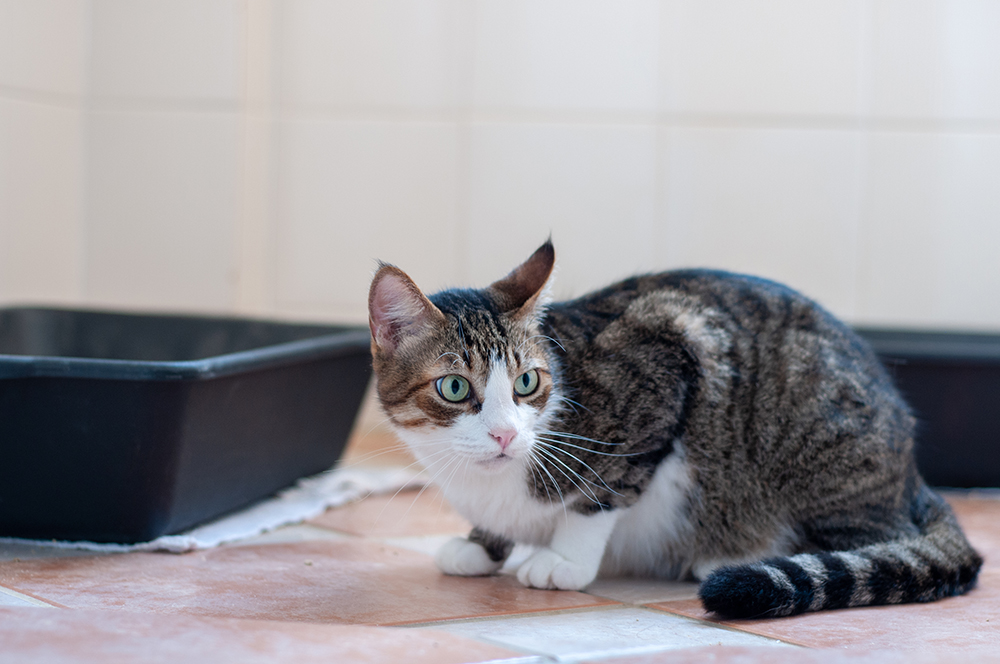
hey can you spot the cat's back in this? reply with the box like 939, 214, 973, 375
543, 267, 914, 489
545, 268, 854, 355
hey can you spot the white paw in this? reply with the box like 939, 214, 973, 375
515, 547, 596, 590
435, 537, 504, 577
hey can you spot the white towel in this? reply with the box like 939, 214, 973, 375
0, 465, 425, 554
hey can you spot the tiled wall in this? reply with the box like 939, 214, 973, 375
2, 0, 999, 330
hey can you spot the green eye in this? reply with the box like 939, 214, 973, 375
436, 375, 470, 402
514, 369, 540, 396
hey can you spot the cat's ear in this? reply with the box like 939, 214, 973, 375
368, 264, 444, 355
489, 240, 556, 317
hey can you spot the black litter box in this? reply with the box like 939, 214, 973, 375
0, 307, 371, 543
856, 327, 1000, 488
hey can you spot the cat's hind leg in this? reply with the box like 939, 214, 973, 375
698, 486, 982, 618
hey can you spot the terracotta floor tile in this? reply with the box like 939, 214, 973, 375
947, 493, 1000, 562
588, 645, 1000, 664
380, 534, 460, 558
310, 487, 472, 538
0, 539, 614, 625
341, 427, 414, 467
584, 578, 700, 605
0, 606, 520, 664
228, 524, 351, 547
0, 540, 115, 562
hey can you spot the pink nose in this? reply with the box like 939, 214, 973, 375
490, 428, 518, 451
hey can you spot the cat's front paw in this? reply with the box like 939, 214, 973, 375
516, 547, 597, 590
435, 537, 504, 577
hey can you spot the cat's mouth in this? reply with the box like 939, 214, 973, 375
477, 452, 514, 469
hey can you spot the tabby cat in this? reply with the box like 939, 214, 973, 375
367, 241, 981, 618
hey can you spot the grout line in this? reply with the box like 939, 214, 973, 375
234, 0, 277, 317
77, 0, 94, 306
267, 106, 1000, 136
0, 84, 82, 110
453, 0, 477, 287
644, 603, 809, 648
84, 99, 242, 116
58, 92, 1000, 137
0, 585, 60, 609
398, 590, 808, 650
390, 601, 629, 629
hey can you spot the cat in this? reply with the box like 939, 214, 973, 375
367, 240, 981, 619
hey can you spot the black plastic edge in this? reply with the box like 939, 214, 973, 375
0, 329, 372, 381
854, 327, 1000, 365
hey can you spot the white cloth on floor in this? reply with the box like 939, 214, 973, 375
0, 465, 425, 554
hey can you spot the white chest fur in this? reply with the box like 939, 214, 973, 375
398, 424, 697, 579
439, 464, 566, 545
600, 447, 696, 578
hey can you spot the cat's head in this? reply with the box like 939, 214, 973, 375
368, 241, 559, 475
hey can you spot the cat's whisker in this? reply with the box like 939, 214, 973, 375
527, 459, 540, 496
436, 351, 466, 368
528, 450, 568, 519
517, 333, 567, 355
360, 413, 395, 437
373, 447, 455, 497
390, 453, 464, 529
550, 395, 583, 415
553, 395, 590, 413
334, 443, 413, 470
535, 436, 643, 459
381, 447, 471, 527
457, 319, 471, 365
534, 446, 605, 508
526, 453, 552, 505
435, 454, 468, 508
369, 449, 459, 531
533, 441, 624, 497
534, 446, 613, 503
539, 430, 626, 447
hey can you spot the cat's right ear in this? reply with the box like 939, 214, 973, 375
368, 264, 444, 355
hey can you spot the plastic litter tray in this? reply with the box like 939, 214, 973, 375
0, 307, 371, 543
856, 327, 1000, 488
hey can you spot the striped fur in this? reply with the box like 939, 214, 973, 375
700, 485, 981, 618
368, 241, 982, 618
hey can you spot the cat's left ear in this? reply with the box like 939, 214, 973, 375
489, 240, 555, 321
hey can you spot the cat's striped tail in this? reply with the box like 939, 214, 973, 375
698, 494, 982, 619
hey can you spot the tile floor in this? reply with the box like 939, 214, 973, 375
1, 430, 999, 663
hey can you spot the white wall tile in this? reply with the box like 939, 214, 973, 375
467, 123, 659, 299
0, 99, 84, 303
274, 119, 460, 320
858, 132, 1000, 329
662, 127, 863, 318
0, 0, 88, 97
278, 0, 461, 111
90, 0, 241, 103
472, 0, 661, 113
84, 111, 240, 311
663, 0, 865, 116
870, 0, 1000, 121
